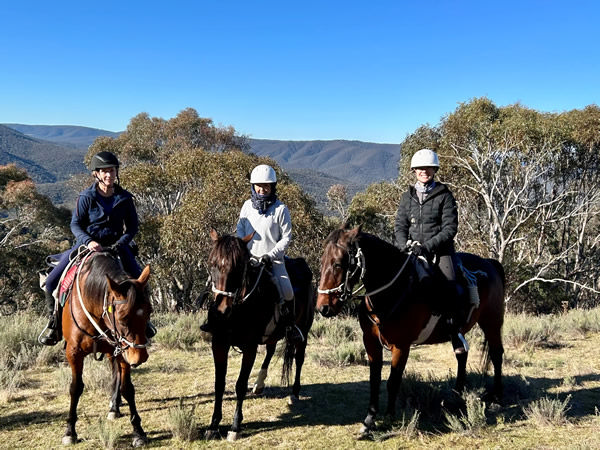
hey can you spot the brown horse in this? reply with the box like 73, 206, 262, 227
204, 229, 314, 441
60, 250, 152, 446
316, 227, 504, 434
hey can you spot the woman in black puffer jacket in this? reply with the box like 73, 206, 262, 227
395, 148, 468, 354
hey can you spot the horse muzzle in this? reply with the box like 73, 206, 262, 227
123, 347, 148, 367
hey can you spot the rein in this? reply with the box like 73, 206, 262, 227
317, 242, 412, 302
71, 249, 146, 357
211, 261, 267, 304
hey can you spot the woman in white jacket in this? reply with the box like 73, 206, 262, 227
236, 164, 303, 344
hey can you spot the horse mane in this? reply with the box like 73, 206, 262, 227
212, 234, 249, 268
82, 253, 136, 306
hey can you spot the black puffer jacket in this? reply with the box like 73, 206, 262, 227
395, 182, 458, 256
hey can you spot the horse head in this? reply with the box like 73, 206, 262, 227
317, 226, 363, 317
105, 265, 152, 367
208, 228, 253, 317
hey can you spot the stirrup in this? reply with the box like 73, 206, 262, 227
145, 321, 157, 339
452, 333, 469, 355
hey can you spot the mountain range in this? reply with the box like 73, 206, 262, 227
0, 124, 401, 208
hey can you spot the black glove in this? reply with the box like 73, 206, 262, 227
260, 254, 272, 266
109, 242, 123, 253
411, 244, 429, 259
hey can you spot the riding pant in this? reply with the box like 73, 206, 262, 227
270, 260, 294, 302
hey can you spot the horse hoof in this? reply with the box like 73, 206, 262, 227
62, 435, 77, 445
227, 431, 241, 442
252, 384, 264, 395
204, 429, 220, 440
132, 435, 148, 447
106, 411, 121, 420
287, 394, 299, 406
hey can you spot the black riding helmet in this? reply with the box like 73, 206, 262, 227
90, 151, 120, 171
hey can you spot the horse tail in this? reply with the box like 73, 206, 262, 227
281, 339, 295, 386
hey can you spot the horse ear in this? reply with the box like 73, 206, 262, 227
209, 228, 219, 242
137, 265, 151, 285
242, 231, 255, 243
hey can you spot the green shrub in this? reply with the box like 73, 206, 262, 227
96, 416, 120, 449
503, 313, 559, 349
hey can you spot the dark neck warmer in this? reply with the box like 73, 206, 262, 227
250, 184, 277, 214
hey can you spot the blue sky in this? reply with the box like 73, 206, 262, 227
1, 1, 598, 143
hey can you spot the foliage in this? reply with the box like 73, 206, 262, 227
0, 165, 70, 314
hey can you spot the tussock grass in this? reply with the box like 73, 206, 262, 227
167, 398, 199, 442
96, 416, 120, 449
524, 394, 571, 427
309, 316, 366, 366
444, 390, 487, 435
560, 308, 600, 337
372, 410, 421, 441
503, 312, 559, 349
152, 311, 207, 350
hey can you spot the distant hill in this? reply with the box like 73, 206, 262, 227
249, 139, 400, 185
0, 125, 86, 183
2, 124, 401, 210
3, 124, 120, 149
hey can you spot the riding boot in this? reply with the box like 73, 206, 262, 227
38, 291, 61, 346
446, 281, 468, 354
281, 300, 304, 344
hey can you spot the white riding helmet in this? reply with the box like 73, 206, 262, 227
250, 164, 277, 184
410, 149, 440, 169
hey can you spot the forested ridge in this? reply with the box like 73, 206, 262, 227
1, 98, 599, 316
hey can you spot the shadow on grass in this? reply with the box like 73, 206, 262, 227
0, 410, 63, 432
194, 370, 600, 441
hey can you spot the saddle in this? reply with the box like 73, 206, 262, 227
40, 247, 90, 307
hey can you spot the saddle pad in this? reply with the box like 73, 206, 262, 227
59, 263, 80, 305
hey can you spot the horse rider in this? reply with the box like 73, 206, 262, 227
236, 164, 304, 344
394, 148, 468, 354
39, 151, 155, 345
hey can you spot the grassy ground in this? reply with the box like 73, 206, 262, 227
2, 309, 600, 449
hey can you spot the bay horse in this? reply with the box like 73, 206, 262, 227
316, 227, 504, 434
204, 229, 314, 441
60, 250, 152, 447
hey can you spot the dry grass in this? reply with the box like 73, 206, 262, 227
2, 309, 600, 448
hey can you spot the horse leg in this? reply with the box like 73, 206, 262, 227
291, 338, 307, 401
119, 359, 147, 447
229, 345, 258, 441
483, 325, 504, 401
454, 351, 469, 392
385, 346, 410, 417
252, 343, 275, 395
206, 338, 229, 440
360, 335, 383, 434
108, 355, 122, 419
63, 349, 85, 445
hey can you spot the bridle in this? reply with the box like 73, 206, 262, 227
210, 258, 267, 305
317, 238, 413, 304
317, 242, 366, 303
71, 250, 147, 357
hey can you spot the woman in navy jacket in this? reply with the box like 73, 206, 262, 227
39, 151, 142, 345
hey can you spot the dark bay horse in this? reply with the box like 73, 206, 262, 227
316, 227, 504, 434
60, 251, 152, 446
204, 229, 314, 441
